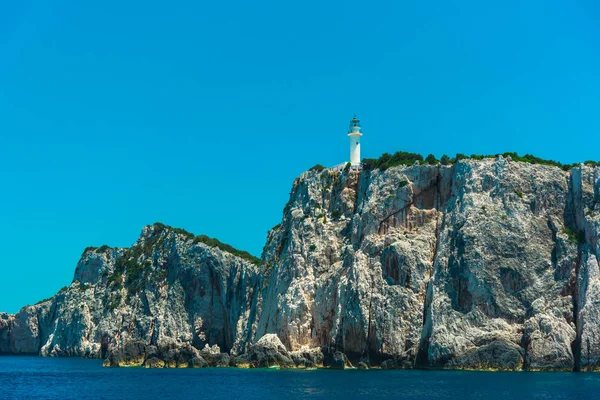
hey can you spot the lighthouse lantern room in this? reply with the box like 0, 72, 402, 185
348, 115, 363, 166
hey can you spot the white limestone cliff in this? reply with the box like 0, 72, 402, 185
1, 158, 599, 371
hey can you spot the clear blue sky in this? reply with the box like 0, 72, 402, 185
1, 0, 599, 313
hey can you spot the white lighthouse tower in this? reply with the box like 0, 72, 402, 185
348, 115, 363, 166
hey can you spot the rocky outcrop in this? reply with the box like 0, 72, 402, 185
200, 344, 231, 367
103, 341, 209, 368
252, 158, 599, 371
1, 158, 600, 371
232, 334, 295, 368
328, 350, 351, 370
290, 346, 324, 368
571, 166, 600, 371
0, 223, 260, 366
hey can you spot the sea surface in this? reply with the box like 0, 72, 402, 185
1, 356, 599, 400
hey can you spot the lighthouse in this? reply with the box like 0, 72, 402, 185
348, 115, 363, 166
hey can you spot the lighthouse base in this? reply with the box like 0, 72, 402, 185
330, 162, 363, 172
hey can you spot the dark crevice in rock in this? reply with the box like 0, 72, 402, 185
571, 245, 583, 372
415, 278, 433, 368
520, 334, 531, 371
567, 170, 582, 372
415, 167, 453, 368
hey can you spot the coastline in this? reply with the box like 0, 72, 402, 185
2, 354, 597, 373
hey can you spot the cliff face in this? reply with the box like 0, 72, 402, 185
1, 158, 599, 371
253, 157, 600, 370
0, 224, 260, 360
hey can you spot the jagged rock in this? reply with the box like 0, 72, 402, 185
190, 356, 208, 368
357, 361, 369, 370
447, 340, 524, 371
237, 334, 294, 368
173, 344, 203, 368
103, 340, 147, 367
202, 344, 221, 355
0, 223, 260, 362
200, 344, 230, 366
144, 345, 159, 359
202, 352, 231, 367
330, 351, 350, 370
148, 343, 203, 368
144, 357, 165, 368
422, 160, 577, 371
571, 167, 600, 371
380, 358, 412, 369
290, 346, 324, 368
103, 340, 206, 368
231, 355, 251, 368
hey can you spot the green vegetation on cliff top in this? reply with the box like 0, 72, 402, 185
152, 222, 261, 266
84, 223, 260, 268
102, 222, 260, 298
361, 151, 599, 172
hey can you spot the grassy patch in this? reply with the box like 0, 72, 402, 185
562, 227, 586, 244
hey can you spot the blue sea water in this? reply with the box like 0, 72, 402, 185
0, 356, 599, 400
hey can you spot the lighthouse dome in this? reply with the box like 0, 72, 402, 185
348, 115, 362, 135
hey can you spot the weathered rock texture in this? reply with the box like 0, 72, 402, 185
1, 158, 599, 371
0, 223, 260, 367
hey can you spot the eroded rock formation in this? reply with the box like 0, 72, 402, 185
1, 158, 599, 371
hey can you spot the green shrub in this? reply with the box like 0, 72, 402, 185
309, 244, 317, 251
331, 210, 342, 219
425, 154, 438, 165
193, 234, 261, 265
309, 164, 326, 172
562, 227, 586, 244
344, 162, 351, 172
515, 190, 523, 198
170, 227, 194, 239
35, 296, 54, 305
362, 158, 378, 170
362, 150, 592, 171
501, 152, 582, 170
196, 236, 257, 264
362, 151, 424, 171
107, 270, 123, 288
399, 180, 409, 188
